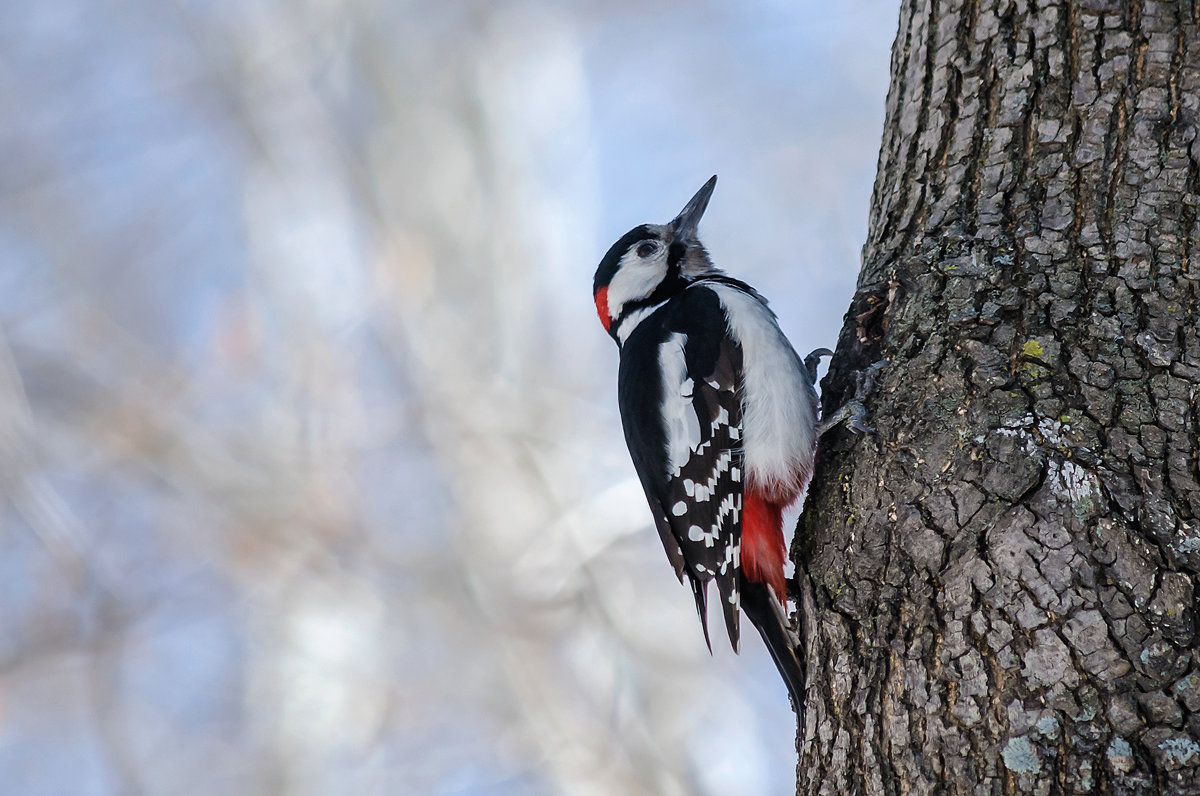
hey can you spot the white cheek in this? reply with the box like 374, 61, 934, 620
605, 251, 667, 319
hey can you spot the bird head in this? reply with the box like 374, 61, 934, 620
593, 175, 718, 339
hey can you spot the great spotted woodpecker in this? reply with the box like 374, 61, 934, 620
594, 176, 833, 710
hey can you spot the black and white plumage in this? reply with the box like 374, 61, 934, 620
593, 176, 818, 709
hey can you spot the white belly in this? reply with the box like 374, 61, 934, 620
708, 284, 817, 501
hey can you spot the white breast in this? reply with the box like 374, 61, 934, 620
707, 284, 817, 502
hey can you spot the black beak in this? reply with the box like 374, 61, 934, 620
669, 175, 717, 242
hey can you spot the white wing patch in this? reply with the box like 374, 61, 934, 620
659, 333, 704, 475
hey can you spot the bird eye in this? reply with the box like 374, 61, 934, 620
636, 242, 657, 258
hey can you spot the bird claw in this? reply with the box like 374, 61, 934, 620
855, 359, 887, 397
803, 347, 833, 383
843, 401, 875, 435
815, 359, 888, 438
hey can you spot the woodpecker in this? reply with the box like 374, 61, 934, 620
594, 175, 825, 709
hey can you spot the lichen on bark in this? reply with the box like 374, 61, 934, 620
796, 1, 1200, 793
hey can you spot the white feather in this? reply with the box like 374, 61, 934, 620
708, 284, 817, 501
615, 300, 667, 344
658, 333, 703, 476
605, 245, 667, 325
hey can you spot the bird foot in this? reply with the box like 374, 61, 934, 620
803, 347, 834, 383
815, 359, 887, 438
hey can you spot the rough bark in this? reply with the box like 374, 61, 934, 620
795, 0, 1200, 793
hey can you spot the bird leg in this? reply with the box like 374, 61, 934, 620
812, 357, 887, 438
803, 347, 833, 383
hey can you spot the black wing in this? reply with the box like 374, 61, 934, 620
617, 286, 745, 650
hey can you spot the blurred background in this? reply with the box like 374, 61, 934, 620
0, 1, 896, 793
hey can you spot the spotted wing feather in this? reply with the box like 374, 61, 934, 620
617, 285, 747, 651
661, 325, 744, 650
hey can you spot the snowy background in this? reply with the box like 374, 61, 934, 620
0, 1, 895, 793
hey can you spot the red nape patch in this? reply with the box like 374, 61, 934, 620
594, 287, 611, 331
743, 489, 787, 602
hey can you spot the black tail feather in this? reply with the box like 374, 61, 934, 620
688, 576, 713, 652
716, 574, 742, 653
740, 578, 805, 714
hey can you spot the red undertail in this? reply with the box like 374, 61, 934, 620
742, 488, 787, 602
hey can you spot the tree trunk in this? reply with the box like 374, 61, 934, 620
796, 0, 1200, 793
